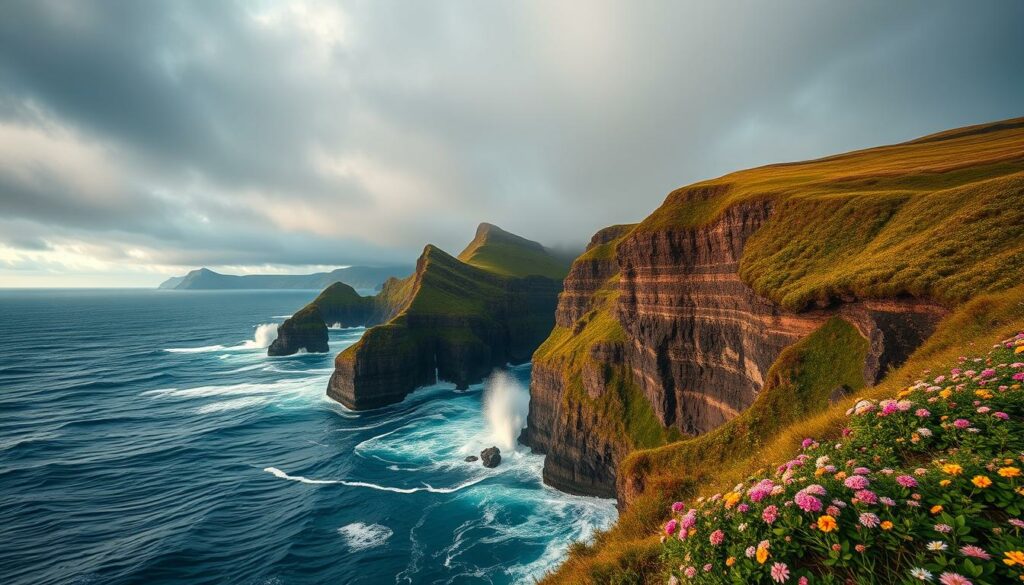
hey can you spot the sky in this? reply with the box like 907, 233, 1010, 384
1, 1, 1022, 287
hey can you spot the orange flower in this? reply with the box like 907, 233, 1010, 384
930, 505, 943, 515
1005, 550, 1024, 566
941, 463, 963, 476
726, 557, 736, 567
817, 515, 838, 533
973, 475, 993, 488
999, 467, 1021, 478
723, 492, 742, 508
756, 545, 769, 564
880, 521, 894, 531
834, 471, 848, 481
939, 479, 952, 487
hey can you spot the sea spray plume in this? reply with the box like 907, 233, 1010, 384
243, 323, 279, 349
483, 370, 531, 451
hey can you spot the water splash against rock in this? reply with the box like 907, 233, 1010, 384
483, 370, 530, 451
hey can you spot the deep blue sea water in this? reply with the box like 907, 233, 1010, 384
0, 289, 616, 585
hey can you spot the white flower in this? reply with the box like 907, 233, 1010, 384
738, 522, 748, 532
910, 567, 933, 581
926, 541, 948, 552
917, 427, 933, 437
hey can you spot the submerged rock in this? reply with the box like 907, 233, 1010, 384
480, 446, 501, 468
464, 455, 479, 462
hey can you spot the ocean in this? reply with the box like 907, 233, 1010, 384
0, 289, 616, 585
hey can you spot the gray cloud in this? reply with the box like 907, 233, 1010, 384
0, 0, 1022, 286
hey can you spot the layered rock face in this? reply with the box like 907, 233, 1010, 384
328, 226, 567, 411
525, 200, 947, 497
616, 200, 946, 435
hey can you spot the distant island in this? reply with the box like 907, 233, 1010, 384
158, 266, 414, 292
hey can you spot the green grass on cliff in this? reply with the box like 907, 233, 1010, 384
637, 117, 1024, 311
457, 222, 570, 280
543, 285, 1024, 585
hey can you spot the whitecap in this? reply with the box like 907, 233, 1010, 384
196, 396, 270, 414
337, 523, 393, 551
263, 467, 489, 494
165, 344, 227, 353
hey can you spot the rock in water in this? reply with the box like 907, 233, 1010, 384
268, 305, 329, 356
464, 455, 479, 462
480, 446, 501, 468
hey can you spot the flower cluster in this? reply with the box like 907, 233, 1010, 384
661, 332, 1024, 584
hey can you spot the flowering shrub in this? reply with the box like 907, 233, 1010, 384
661, 332, 1024, 584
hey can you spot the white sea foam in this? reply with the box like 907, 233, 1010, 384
165, 344, 228, 353
263, 467, 489, 493
241, 323, 279, 349
482, 371, 530, 451
338, 523, 393, 551
196, 396, 271, 414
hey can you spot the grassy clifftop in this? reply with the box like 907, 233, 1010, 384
457, 222, 571, 280
640, 117, 1024, 311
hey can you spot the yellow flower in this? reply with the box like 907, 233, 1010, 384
818, 515, 838, 533
1000, 467, 1022, 478
723, 491, 742, 508
756, 545, 769, 564
1015, 345, 1024, 354
1005, 550, 1024, 567
880, 521, 894, 531
975, 389, 994, 399
939, 389, 953, 399
1016, 486, 1024, 496
815, 467, 828, 477
930, 505, 943, 514
939, 479, 951, 487
726, 557, 736, 567
972, 475, 993, 488
942, 463, 963, 476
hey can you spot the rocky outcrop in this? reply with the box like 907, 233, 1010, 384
327, 225, 568, 410
268, 305, 329, 356
268, 282, 382, 356
480, 447, 501, 468
524, 199, 948, 498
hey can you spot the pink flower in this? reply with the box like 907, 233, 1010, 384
853, 467, 871, 475
855, 489, 878, 504
938, 572, 972, 585
762, 505, 779, 524
684, 566, 697, 578
798, 578, 808, 585
1013, 372, 1024, 382
980, 368, 996, 378
1009, 518, 1024, 529
859, 512, 880, 527
680, 511, 697, 529
703, 563, 712, 572
896, 475, 918, 488
710, 529, 724, 545
959, 545, 991, 560
803, 484, 827, 496
801, 438, 816, 449
844, 475, 870, 490
664, 519, 678, 536
794, 492, 822, 513
671, 501, 685, 513
953, 418, 970, 429
994, 411, 1010, 420
935, 523, 952, 533
915, 408, 931, 417
771, 562, 790, 583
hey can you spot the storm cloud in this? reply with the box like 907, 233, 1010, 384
1, 0, 1022, 286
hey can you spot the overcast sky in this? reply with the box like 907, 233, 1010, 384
1, 1, 1022, 287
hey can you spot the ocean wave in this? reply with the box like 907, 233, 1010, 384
337, 522, 393, 551
164, 344, 228, 353
196, 396, 271, 414
263, 467, 489, 494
